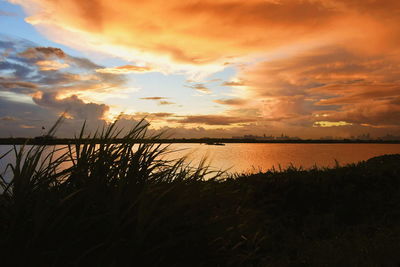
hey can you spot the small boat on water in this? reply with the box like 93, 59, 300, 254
205, 142, 225, 146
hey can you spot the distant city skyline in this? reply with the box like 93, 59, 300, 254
232, 133, 400, 141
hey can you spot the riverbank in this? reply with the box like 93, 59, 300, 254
1, 137, 400, 145
1, 128, 399, 266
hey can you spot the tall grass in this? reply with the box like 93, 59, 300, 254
0, 119, 223, 266
1, 119, 400, 266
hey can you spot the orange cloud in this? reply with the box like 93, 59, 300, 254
185, 83, 211, 94
214, 98, 248, 106
36, 60, 69, 71
173, 114, 257, 126
314, 121, 352, 127
8, 0, 400, 136
0, 116, 17, 121
222, 81, 246, 87
121, 112, 175, 121
13, 0, 400, 71
96, 65, 153, 74
140, 97, 168, 100
158, 101, 175, 105
316, 99, 400, 127
20, 47, 66, 59
139, 97, 175, 105
20, 124, 36, 129
230, 46, 400, 127
0, 80, 38, 93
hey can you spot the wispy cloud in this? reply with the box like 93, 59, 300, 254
140, 97, 169, 100
139, 96, 175, 105
36, 60, 69, 71
173, 114, 257, 125
214, 98, 248, 106
185, 83, 211, 94
158, 100, 175, 105
96, 65, 153, 74
0, 10, 18, 16
0, 116, 17, 121
221, 81, 246, 87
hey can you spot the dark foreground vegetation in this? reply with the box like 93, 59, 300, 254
1, 121, 400, 266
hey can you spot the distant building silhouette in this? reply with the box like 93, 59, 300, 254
379, 134, 400, 141
232, 133, 300, 141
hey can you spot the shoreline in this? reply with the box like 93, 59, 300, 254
1, 137, 400, 145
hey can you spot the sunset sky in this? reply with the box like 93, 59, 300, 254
1, 0, 400, 138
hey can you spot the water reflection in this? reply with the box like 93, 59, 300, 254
166, 143, 400, 174
1, 144, 400, 177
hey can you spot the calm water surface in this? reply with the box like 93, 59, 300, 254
168, 143, 400, 173
1, 144, 400, 175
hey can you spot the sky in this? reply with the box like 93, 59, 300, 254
1, 0, 400, 138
